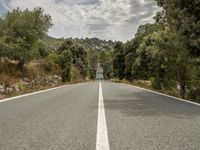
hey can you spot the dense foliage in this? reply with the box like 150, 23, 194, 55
112, 1, 200, 101
0, 8, 52, 70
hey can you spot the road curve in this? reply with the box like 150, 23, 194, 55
0, 82, 200, 150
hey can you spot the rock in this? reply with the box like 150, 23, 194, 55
0, 88, 5, 93
22, 81, 29, 86
36, 80, 41, 85
15, 86, 20, 92
31, 80, 35, 85
0, 85, 4, 89
23, 78, 30, 82
53, 80, 58, 84
10, 84, 20, 93
6, 87, 13, 93
53, 75, 58, 79
27, 82, 33, 88
57, 76, 62, 81
177, 84, 181, 90
0, 85, 5, 93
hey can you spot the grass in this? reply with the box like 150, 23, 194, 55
0, 60, 88, 100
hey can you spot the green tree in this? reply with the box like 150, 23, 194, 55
100, 50, 113, 80
88, 49, 98, 80
0, 8, 52, 70
57, 40, 73, 81
37, 40, 48, 58
113, 42, 125, 80
154, 0, 200, 99
44, 52, 61, 74
123, 40, 137, 80
136, 28, 191, 97
58, 50, 72, 81
57, 39, 89, 81
155, 0, 200, 57
71, 44, 89, 77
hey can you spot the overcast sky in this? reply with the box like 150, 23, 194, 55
0, 0, 160, 42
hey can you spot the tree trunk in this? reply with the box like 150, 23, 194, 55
180, 82, 186, 99
17, 60, 25, 71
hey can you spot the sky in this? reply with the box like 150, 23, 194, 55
0, 0, 160, 42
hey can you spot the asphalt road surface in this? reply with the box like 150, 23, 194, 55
0, 82, 200, 150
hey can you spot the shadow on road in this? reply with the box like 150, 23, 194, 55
104, 91, 200, 119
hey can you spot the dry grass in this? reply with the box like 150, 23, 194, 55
0, 60, 56, 99
0, 60, 88, 100
71, 67, 83, 82
111, 78, 180, 98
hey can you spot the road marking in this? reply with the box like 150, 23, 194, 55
0, 85, 70, 103
96, 82, 110, 150
124, 83, 200, 106
0, 83, 84, 103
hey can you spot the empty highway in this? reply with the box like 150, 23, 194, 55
0, 81, 200, 150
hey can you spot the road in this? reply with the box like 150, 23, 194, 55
0, 72, 200, 149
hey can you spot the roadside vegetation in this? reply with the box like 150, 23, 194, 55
0, 8, 115, 99
100, 0, 200, 102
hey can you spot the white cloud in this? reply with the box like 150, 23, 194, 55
1, 0, 160, 41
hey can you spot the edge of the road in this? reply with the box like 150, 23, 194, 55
107, 82, 200, 106
0, 82, 90, 103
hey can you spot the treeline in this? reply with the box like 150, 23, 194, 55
74, 38, 116, 51
45, 38, 100, 81
103, 0, 200, 101
0, 8, 99, 82
42, 36, 116, 52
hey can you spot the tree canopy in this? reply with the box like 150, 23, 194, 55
0, 8, 52, 70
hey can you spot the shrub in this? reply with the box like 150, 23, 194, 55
71, 67, 82, 82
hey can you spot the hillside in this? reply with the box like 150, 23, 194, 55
43, 36, 117, 51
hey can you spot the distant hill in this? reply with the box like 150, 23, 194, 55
73, 37, 117, 51
43, 36, 64, 51
43, 36, 117, 51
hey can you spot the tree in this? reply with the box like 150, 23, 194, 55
0, 8, 52, 70
127, 24, 159, 80
136, 27, 191, 97
37, 40, 48, 58
57, 39, 90, 81
155, 0, 200, 57
88, 49, 98, 80
100, 50, 113, 80
57, 39, 73, 81
71, 44, 89, 77
57, 39, 73, 53
45, 52, 61, 75
58, 50, 72, 81
123, 40, 137, 80
113, 42, 125, 79
133, 36, 152, 80
154, 0, 200, 99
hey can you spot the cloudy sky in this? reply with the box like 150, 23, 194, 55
0, 0, 160, 41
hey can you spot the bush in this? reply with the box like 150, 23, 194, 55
71, 67, 82, 82
0, 60, 17, 75
89, 69, 96, 80
188, 80, 200, 102
150, 77, 176, 90
41, 61, 62, 75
